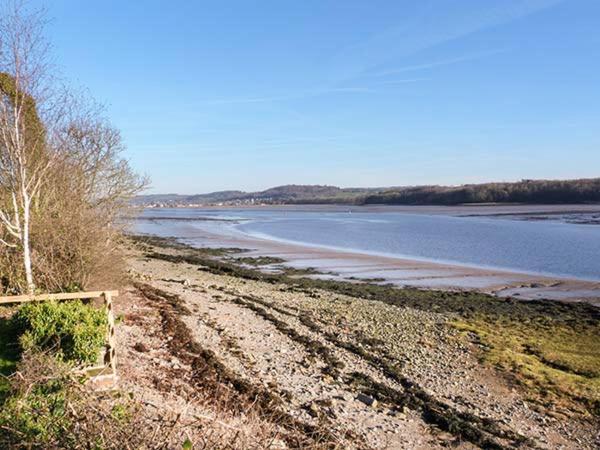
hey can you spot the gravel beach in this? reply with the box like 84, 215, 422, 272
109, 237, 600, 449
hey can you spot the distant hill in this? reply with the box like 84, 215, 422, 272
132, 194, 188, 205
186, 190, 245, 203
135, 178, 600, 206
135, 185, 379, 206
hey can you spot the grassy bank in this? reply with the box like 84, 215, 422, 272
130, 234, 600, 419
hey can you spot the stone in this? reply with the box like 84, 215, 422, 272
307, 402, 320, 417
322, 375, 334, 384
269, 439, 287, 449
357, 393, 378, 407
133, 342, 149, 352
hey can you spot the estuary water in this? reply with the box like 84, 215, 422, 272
135, 206, 600, 282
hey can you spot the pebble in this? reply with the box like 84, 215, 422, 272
356, 393, 378, 407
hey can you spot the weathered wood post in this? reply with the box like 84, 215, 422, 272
103, 291, 117, 374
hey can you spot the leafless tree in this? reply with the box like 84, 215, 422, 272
0, 2, 54, 294
0, 2, 147, 294
33, 106, 148, 291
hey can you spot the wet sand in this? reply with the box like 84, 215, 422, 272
160, 220, 600, 305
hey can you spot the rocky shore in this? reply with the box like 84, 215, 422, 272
114, 236, 599, 449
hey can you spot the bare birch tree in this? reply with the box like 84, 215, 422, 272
0, 2, 53, 294
0, 3, 147, 294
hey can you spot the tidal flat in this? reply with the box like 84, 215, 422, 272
134, 205, 600, 303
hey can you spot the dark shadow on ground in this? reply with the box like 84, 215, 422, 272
0, 311, 20, 402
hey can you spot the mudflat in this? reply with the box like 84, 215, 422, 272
136, 204, 600, 304
143, 219, 600, 305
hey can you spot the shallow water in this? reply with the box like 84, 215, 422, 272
135, 207, 600, 282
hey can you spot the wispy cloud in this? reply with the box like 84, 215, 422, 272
257, 135, 352, 146
328, 0, 566, 82
368, 49, 507, 77
198, 86, 375, 105
200, 1, 565, 107
325, 87, 374, 93
372, 78, 428, 85
200, 95, 297, 105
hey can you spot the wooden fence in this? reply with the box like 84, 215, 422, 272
0, 290, 119, 387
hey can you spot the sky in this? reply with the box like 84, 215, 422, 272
32, 0, 600, 194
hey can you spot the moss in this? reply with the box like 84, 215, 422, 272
452, 318, 600, 415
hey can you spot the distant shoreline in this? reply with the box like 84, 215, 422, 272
135, 178, 600, 207
142, 202, 600, 216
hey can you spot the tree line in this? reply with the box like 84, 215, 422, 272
359, 179, 600, 205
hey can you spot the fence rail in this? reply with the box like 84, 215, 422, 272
0, 290, 119, 304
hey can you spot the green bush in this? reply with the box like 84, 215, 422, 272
0, 372, 72, 447
13, 300, 107, 365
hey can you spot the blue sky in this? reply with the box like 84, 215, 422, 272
37, 0, 600, 193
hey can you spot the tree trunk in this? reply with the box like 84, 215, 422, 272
22, 194, 34, 294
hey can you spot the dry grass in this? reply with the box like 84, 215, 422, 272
0, 352, 301, 450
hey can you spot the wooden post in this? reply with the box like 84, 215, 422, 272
103, 291, 117, 374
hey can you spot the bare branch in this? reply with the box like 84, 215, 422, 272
0, 237, 17, 248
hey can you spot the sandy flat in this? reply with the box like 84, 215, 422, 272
135, 204, 600, 304
148, 223, 598, 305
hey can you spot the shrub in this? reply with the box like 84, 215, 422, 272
0, 352, 185, 449
13, 300, 107, 365
0, 376, 71, 446
0, 353, 73, 448
0, 353, 139, 449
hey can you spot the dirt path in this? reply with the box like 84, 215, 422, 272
115, 242, 598, 449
